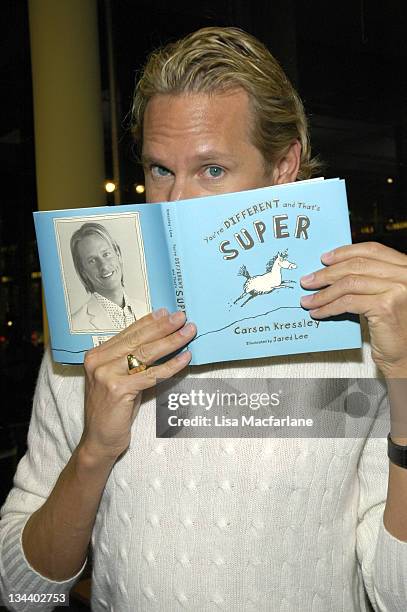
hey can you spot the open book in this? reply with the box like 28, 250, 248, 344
33, 178, 361, 365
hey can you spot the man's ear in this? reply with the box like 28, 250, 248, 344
271, 140, 301, 185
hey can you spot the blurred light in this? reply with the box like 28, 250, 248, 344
105, 181, 116, 193
1, 276, 12, 283
387, 177, 394, 184
386, 220, 407, 231
7, 320, 12, 327
360, 225, 375, 234
0, 335, 6, 344
135, 184, 145, 194
31, 271, 41, 279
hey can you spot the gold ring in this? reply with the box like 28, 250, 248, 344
127, 354, 147, 374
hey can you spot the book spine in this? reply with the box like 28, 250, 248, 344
162, 204, 187, 315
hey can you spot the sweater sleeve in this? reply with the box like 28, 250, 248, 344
356, 390, 407, 611
0, 351, 87, 611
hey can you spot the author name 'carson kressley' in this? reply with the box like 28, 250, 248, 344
234, 317, 320, 336
167, 414, 314, 428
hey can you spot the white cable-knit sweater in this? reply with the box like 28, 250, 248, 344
1, 327, 407, 611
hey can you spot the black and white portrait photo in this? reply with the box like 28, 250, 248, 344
54, 213, 151, 333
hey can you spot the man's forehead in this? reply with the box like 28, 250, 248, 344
142, 89, 253, 155
79, 234, 109, 249
145, 87, 250, 110
141, 147, 236, 164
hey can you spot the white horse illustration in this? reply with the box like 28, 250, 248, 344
234, 249, 297, 307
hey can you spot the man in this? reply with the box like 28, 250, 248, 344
70, 222, 147, 332
1, 27, 407, 611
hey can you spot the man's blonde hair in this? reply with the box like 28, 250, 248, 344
131, 26, 320, 180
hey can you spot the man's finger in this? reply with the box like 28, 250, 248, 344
301, 258, 407, 288
321, 242, 407, 267
121, 350, 192, 393
98, 316, 195, 374
300, 275, 390, 310
83, 309, 193, 375
126, 321, 196, 367
94, 308, 169, 355
122, 311, 187, 350
304, 294, 377, 319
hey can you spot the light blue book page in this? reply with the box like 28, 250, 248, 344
34, 202, 175, 363
174, 178, 361, 365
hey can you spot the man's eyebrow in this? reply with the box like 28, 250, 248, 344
141, 154, 162, 166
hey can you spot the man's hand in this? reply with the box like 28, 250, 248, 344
300, 242, 407, 378
80, 308, 196, 461
21, 308, 195, 583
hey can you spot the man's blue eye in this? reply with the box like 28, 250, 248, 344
206, 166, 224, 178
151, 165, 171, 177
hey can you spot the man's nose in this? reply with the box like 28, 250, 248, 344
167, 178, 198, 202
97, 259, 108, 272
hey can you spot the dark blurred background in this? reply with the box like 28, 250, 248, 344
1, 0, 406, 510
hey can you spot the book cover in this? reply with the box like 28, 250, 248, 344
33, 178, 361, 365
